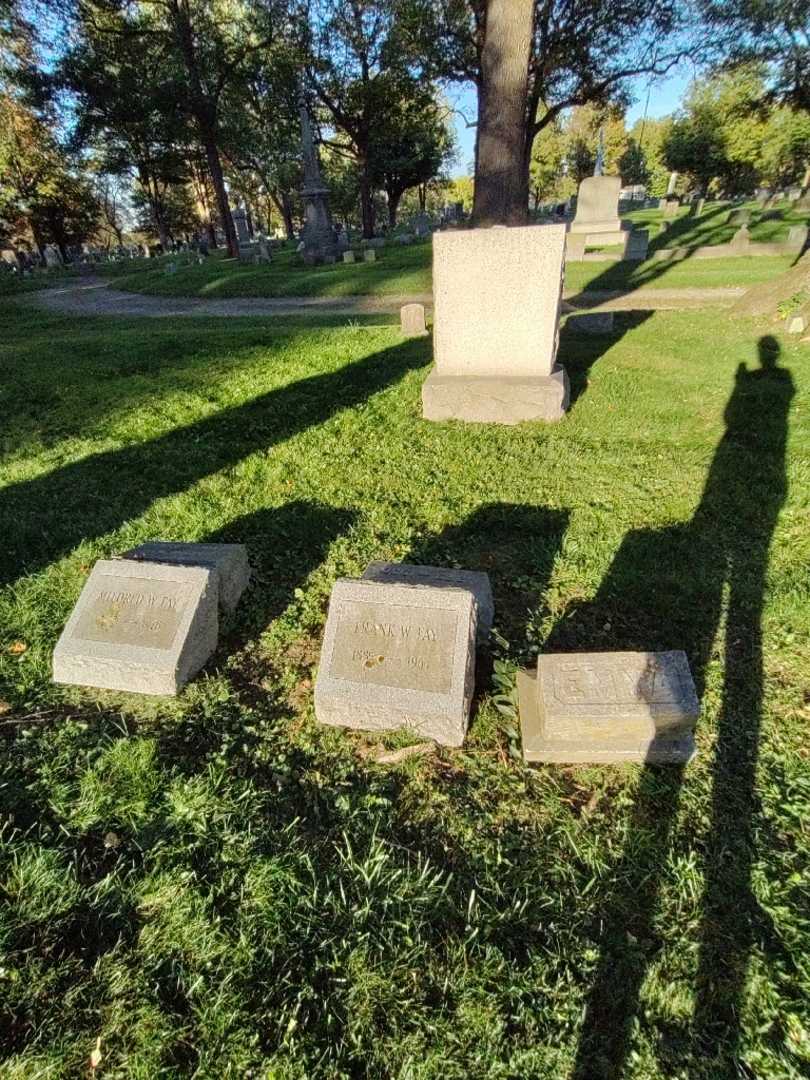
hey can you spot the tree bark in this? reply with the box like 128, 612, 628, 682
358, 162, 375, 238
271, 189, 296, 241
472, 0, 534, 227
387, 187, 403, 228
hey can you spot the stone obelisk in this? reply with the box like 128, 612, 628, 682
298, 82, 337, 264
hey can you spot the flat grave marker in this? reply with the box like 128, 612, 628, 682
53, 560, 218, 696
518, 650, 699, 763
315, 578, 477, 746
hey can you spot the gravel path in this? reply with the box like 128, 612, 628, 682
26, 277, 745, 320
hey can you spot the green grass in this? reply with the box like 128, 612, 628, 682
105, 240, 796, 302
624, 198, 809, 249
1, 298, 809, 1077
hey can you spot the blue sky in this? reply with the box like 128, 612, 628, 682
448, 63, 698, 176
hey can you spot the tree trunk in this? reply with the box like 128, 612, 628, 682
472, 0, 534, 227
358, 162, 375, 238
387, 188, 403, 228
202, 135, 238, 257
271, 189, 296, 241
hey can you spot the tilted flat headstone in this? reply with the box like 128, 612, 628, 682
400, 303, 428, 337
315, 578, 477, 747
518, 650, 699, 764
119, 542, 249, 613
361, 562, 493, 644
53, 560, 218, 696
422, 224, 569, 424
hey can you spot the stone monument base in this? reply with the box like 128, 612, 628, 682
568, 219, 626, 235
422, 367, 569, 425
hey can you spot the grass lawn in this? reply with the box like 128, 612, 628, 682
1, 297, 809, 1078
103, 241, 796, 302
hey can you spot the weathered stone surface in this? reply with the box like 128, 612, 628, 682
788, 314, 806, 334
422, 368, 569, 424
565, 233, 587, 261
731, 225, 751, 250
569, 311, 614, 334
728, 208, 751, 226
423, 224, 568, 423
364, 249, 376, 262
661, 197, 680, 219
119, 542, 249, 613
314, 578, 477, 747
342, 251, 356, 264
623, 229, 649, 261
518, 650, 698, 764
53, 560, 218, 696
570, 175, 623, 235
361, 562, 493, 644
787, 225, 809, 249
400, 303, 427, 337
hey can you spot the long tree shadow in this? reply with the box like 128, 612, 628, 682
538, 336, 793, 1079
0, 336, 427, 589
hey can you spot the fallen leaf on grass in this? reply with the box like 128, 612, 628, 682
90, 1037, 102, 1069
372, 742, 435, 765
7, 642, 27, 655
0, 701, 11, 715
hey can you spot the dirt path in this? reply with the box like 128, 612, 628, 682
26, 277, 745, 320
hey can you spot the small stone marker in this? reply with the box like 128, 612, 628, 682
623, 229, 649, 261
119, 542, 249, 613
400, 303, 427, 337
570, 175, 623, 237
569, 311, 614, 335
661, 196, 680, 219
361, 562, 493, 644
788, 314, 806, 334
728, 208, 750, 226
565, 233, 587, 261
364, 249, 376, 262
731, 225, 751, 251
343, 251, 356, 264
787, 225, 808, 249
315, 578, 477, 747
53, 560, 218, 696
518, 650, 698, 764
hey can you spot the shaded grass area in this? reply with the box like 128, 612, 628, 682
104, 235, 794, 301
626, 198, 809, 249
1, 299, 809, 1078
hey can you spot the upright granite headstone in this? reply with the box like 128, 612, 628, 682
119, 542, 249, 613
53, 560, 218, 696
518, 650, 699, 763
787, 225, 808, 250
400, 303, 428, 337
315, 578, 477, 747
361, 562, 493, 644
728, 208, 750, 226
232, 208, 250, 243
565, 233, 587, 261
343, 251, 356, 264
623, 229, 649, 261
569, 175, 624, 240
422, 224, 568, 424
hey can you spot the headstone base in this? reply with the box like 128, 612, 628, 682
422, 367, 569, 425
568, 219, 625, 236
518, 669, 696, 764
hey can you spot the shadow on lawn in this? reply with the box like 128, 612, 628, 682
546, 336, 794, 1080
0, 336, 428, 588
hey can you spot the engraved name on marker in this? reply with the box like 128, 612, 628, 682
72, 576, 188, 651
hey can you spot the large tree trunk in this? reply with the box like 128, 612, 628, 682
358, 162, 375, 238
170, 0, 238, 257
271, 189, 296, 241
387, 187, 403, 228
472, 0, 534, 227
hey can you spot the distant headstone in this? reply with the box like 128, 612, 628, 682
623, 229, 649, 261
232, 208, 250, 243
565, 233, 587, 261
323, 254, 337, 265
53, 560, 218, 696
422, 224, 568, 424
730, 224, 751, 250
569, 175, 623, 237
257, 238, 272, 263
362, 561, 493, 645
788, 314, 806, 334
661, 197, 680, 219
728, 208, 750, 226
119, 542, 249, 613
314, 578, 477, 747
394, 233, 414, 245
569, 311, 614, 334
787, 225, 809, 250
343, 251, 356, 264
414, 213, 431, 237
364, 249, 376, 262
400, 303, 428, 337
518, 650, 699, 763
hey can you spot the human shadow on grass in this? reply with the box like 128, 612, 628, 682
546, 336, 794, 1080
533, 336, 794, 1080
0, 336, 427, 589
